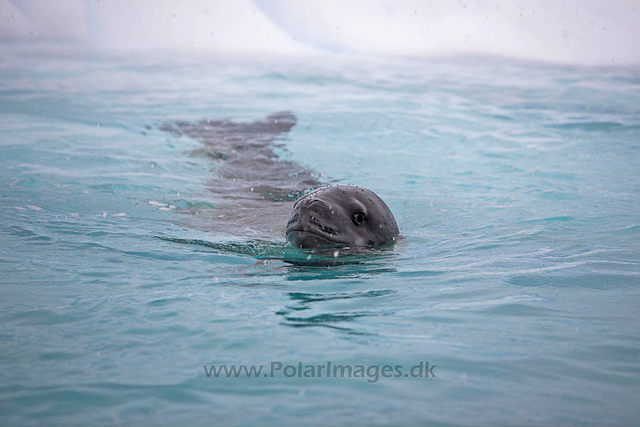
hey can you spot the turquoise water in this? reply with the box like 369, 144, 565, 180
1, 42, 640, 426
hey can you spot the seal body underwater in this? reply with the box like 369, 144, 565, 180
286, 185, 399, 249
161, 112, 399, 248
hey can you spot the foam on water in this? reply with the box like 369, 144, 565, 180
0, 42, 639, 426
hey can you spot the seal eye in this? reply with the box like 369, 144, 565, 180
352, 211, 366, 226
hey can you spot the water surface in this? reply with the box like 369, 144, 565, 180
1, 43, 640, 426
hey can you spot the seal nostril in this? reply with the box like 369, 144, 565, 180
305, 199, 322, 208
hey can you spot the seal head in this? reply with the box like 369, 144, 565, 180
286, 185, 399, 249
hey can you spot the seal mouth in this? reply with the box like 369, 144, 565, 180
286, 228, 343, 248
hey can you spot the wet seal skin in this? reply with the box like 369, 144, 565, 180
160, 112, 400, 254
286, 185, 400, 249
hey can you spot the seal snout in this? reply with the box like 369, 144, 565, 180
309, 215, 338, 235
288, 197, 338, 235
286, 196, 343, 248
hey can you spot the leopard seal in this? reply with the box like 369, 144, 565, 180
161, 112, 399, 249
286, 185, 399, 249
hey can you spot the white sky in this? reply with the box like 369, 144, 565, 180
1, 0, 639, 64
